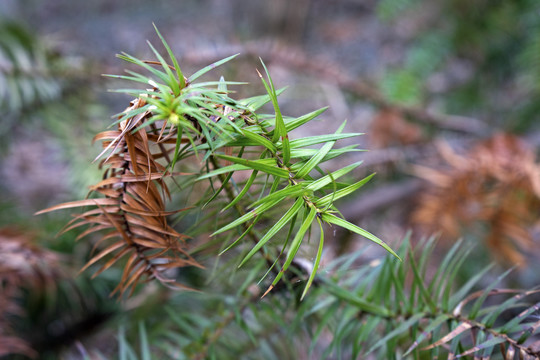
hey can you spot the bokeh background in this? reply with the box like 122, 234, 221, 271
2, 0, 540, 358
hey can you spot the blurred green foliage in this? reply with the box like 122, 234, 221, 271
0, 19, 61, 116
377, 0, 540, 131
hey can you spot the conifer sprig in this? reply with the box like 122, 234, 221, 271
36, 27, 397, 298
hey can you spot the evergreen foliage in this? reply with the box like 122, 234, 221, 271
112, 236, 540, 359
1, 21, 538, 360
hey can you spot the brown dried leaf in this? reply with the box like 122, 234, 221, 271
79, 241, 126, 273
422, 322, 473, 351
0, 337, 37, 358
34, 198, 118, 215
91, 246, 132, 278
35, 95, 202, 297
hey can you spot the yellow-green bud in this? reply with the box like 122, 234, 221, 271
169, 112, 180, 125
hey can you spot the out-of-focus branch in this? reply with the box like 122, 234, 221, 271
182, 41, 491, 136
361, 135, 477, 167
339, 179, 423, 220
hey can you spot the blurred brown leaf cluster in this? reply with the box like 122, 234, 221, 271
0, 228, 62, 358
413, 133, 540, 265
370, 109, 424, 148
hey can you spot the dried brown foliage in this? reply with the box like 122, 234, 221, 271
370, 108, 424, 148
413, 133, 540, 265
37, 97, 202, 297
0, 228, 62, 358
